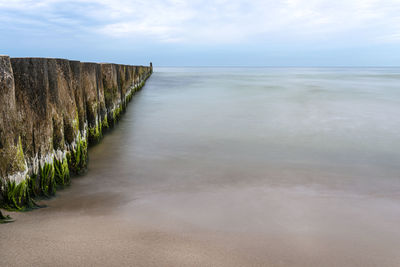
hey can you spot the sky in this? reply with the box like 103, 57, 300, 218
1, 0, 400, 66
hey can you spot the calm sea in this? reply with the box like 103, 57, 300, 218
4, 67, 400, 266
104, 67, 400, 194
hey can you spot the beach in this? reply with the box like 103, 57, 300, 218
1, 67, 400, 266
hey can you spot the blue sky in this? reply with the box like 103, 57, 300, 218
1, 0, 400, 66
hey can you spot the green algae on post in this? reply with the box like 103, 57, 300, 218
101, 115, 109, 130
67, 134, 88, 175
39, 162, 56, 198
0, 179, 36, 211
88, 122, 103, 145
54, 156, 70, 187
0, 55, 152, 212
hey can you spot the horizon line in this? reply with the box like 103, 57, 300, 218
154, 65, 400, 68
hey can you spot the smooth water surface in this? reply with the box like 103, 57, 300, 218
2, 67, 400, 266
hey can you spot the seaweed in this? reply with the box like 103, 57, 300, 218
0, 179, 28, 210
112, 105, 123, 122
0, 179, 37, 211
54, 156, 70, 187
0, 69, 152, 213
0, 158, 62, 211
67, 134, 88, 175
101, 115, 109, 130
39, 162, 56, 197
28, 172, 41, 198
88, 122, 102, 145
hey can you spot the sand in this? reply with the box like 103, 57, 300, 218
2, 67, 400, 266
1, 170, 400, 266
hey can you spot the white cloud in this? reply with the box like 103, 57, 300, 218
1, 0, 400, 44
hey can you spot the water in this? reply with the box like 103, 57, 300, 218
2, 67, 400, 266
109, 67, 400, 194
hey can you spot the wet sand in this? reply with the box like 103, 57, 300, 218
1, 68, 400, 266
2, 173, 400, 266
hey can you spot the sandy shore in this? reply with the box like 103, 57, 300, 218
1, 172, 400, 266
2, 68, 400, 266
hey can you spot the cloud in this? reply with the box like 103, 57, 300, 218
1, 0, 400, 45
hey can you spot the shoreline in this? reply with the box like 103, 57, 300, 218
0, 56, 152, 211
2, 67, 400, 266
